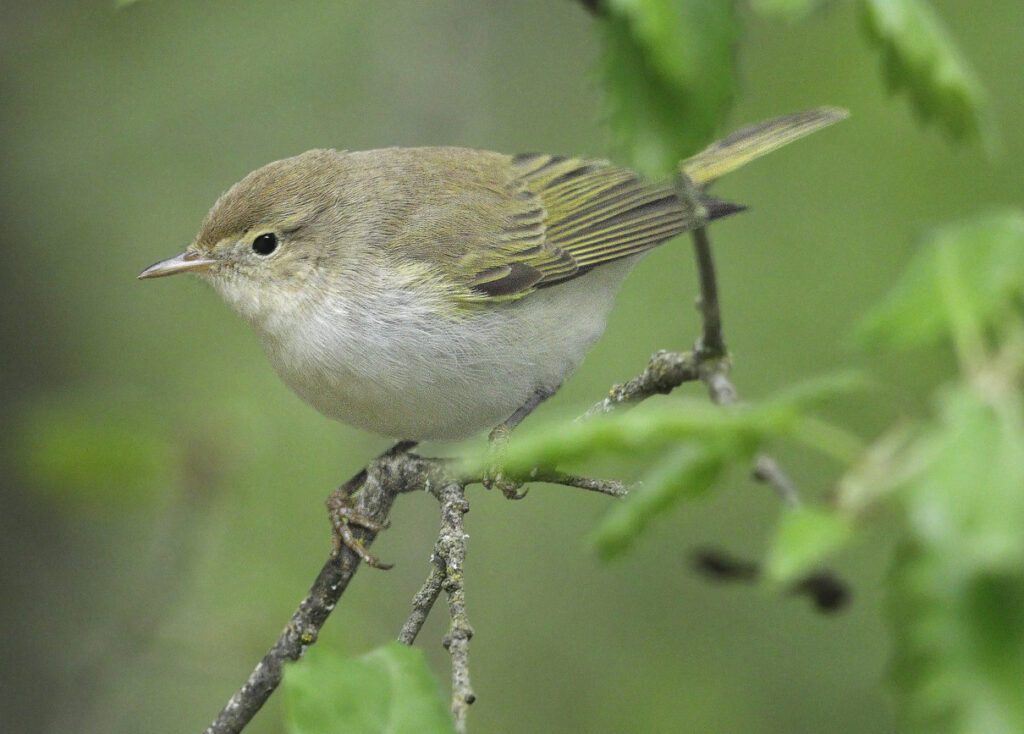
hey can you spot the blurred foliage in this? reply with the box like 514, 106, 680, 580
593, 441, 732, 558
16, 394, 176, 507
860, 0, 994, 146
885, 388, 1024, 734
856, 210, 1024, 350
283, 644, 454, 734
598, 0, 738, 176
749, 0, 828, 23
598, 0, 993, 178
765, 506, 854, 583
489, 202, 1024, 732
461, 376, 861, 559
766, 209, 1024, 733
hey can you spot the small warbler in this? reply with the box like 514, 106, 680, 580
140, 108, 845, 441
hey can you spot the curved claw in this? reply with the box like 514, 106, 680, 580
327, 492, 393, 570
483, 422, 529, 499
502, 483, 529, 500
331, 526, 394, 570
482, 463, 528, 499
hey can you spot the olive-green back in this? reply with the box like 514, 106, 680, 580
377, 147, 706, 303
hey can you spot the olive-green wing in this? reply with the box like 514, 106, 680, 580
457, 155, 694, 302
517, 155, 692, 277
454, 107, 847, 302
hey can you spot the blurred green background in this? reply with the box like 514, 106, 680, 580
2, 1, 1022, 732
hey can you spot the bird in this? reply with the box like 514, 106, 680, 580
139, 108, 846, 446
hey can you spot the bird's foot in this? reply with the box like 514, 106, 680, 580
482, 424, 528, 500
326, 482, 393, 570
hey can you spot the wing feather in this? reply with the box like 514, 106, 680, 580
383, 110, 846, 304
517, 156, 692, 290
436, 151, 730, 302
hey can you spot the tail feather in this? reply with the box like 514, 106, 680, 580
703, 197, 748, 222
682, 107, 848, 186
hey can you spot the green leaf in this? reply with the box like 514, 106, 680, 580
749, 0, 828, 22
855, 210, 1024, 350
767, 370, 868, 408
461, 379, 861, 560
765, 506, 855, 584
599, 0, 739, 176
464, 398, 799, 479
592, 443, 729, 559
465, 372, 862, 480
890, 543, 1024, 734
885, 385, 1024, 733
283, 644, 455, 734
833, 423, 922, 514
904, 386, 1024, 567
860, 0, 994, 145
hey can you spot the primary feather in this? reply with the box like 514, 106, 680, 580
374, 147, 741, 304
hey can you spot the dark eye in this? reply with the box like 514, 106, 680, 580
252, 232, 278, 256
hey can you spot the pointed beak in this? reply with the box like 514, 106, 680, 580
138, 251, 219, 280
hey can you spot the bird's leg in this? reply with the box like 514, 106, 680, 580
484, 387, 556, 499
327, 440, 418, 569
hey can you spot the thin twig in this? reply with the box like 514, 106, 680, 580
752, 454, 801, 507
584, 349, 702, 417
434, 481, 475, 732
396, 466, 624, 677
529, 469, 630, 497
398, 559, 445, 645
687, 222, 799, 504
691, 225, 726, 357
674, 169, 725, 358
582, 194, 732, 418
201, 446, 423, 734
699, 357, 739, 406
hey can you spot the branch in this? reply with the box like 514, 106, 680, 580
586, 183, 801, 513
435, 481, 475, 732
531, 469, 629, 497
682, 196, 806, 508
584, 349, 701, 417
201, 444, 426, 734
691, 225, 727, 357
398, 560, 444, 646
752, 453, 801, 507
584, 174, 734, 419
397, 479, 476, 732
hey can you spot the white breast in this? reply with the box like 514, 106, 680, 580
235, 258, 639, 441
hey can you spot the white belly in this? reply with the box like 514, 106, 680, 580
255, 258, 638, 440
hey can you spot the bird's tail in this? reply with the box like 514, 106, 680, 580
682, 107, 849, 187
702, 197, 749, 221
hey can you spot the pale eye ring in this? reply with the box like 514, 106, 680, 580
252, 233, 278, 256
